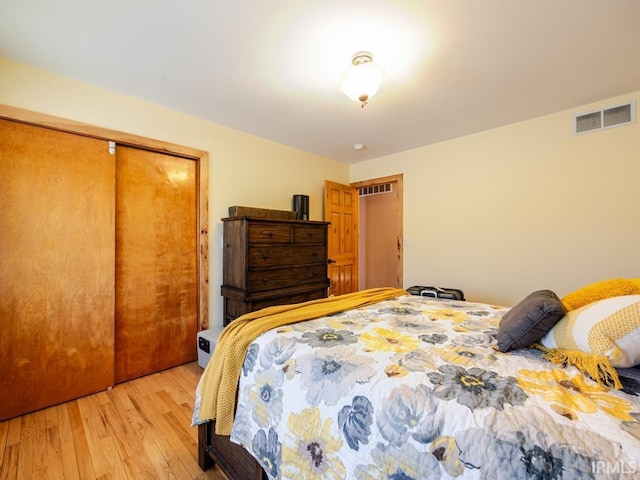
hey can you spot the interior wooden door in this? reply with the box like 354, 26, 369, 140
0, 119, 115, 421
324, 180, 359, 295
115, 145, 197, 383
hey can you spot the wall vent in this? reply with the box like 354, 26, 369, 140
359, 183, 392, 197
574, 101, 636, 135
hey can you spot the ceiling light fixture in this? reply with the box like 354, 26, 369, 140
339, 51, 385, 108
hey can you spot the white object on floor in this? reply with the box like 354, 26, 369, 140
196, 327, 224, 369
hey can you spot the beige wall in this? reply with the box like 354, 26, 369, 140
4, 56, 638, 312
0, 57, 349, 327
351, 91, 640, 306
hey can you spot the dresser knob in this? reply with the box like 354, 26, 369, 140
262, 277, 269, 283
263, 254, 269, 259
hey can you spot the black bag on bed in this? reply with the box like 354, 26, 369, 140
407, 285, 466, 301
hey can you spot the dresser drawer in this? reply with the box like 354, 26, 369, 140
293, 225, 326, 244
248, 223, 292, 244
248, 265, 327, 292
251, 288, 327, 311
249, 245, 324, 267
223, 285, 329, 325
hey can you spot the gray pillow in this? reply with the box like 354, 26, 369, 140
497, 290, 566, 352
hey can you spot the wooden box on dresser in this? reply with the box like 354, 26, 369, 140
221, 215, 330, 325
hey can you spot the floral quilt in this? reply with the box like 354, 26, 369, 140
226, 295, 640, 479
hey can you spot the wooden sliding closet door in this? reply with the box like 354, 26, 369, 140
0, 119, 115, 420
115, 146, 197, 383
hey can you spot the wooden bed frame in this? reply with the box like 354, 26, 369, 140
198, 421, 267, 480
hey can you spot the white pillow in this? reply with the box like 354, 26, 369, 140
540, 295, 640, 368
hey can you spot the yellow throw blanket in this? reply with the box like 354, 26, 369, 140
198, 287, 407, 435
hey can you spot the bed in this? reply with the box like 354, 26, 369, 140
193, 287, 640, 479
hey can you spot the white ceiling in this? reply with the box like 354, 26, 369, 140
1, 1, 639, 164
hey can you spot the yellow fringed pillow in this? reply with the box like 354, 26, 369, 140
539, 295, 640, 388
561, 278, 640, 311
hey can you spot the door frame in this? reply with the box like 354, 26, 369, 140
0, 104, 210, 330
351, 173, 404, 289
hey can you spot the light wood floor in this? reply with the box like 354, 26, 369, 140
0, 362, 228, 480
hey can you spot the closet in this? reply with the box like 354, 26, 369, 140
115, 145, 197, 382
0, 116, 201, 420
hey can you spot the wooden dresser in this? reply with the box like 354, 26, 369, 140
221, 216, 330, 325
